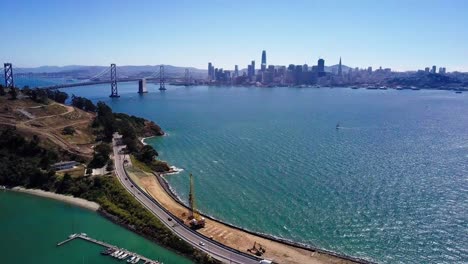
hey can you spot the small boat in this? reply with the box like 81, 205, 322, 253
68, 233, 77, 239
455, 90, 462, 94
378, 86, 388, 90
132, 257, 141, 264
114, 251, 123, 258
410, 86, 420, 90
119, 253, 129, 260
127, 256, 136, 263
336, 123, 340, 130
101, 248, 113, 255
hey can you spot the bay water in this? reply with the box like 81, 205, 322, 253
5, 77, 468, 263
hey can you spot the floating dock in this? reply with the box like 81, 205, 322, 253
57, 233, 159, 264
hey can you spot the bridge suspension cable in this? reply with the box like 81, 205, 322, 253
87, 67, 111, 81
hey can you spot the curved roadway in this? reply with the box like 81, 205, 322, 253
112, 135, 260, 264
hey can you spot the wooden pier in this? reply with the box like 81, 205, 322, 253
57, 233, 159, 264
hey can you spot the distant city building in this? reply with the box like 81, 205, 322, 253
303, 64, 308, 72
367, 67, 372, 73
234, 65, 239, 77
261, 50, 267, 72
439, 67, 446, 74
208, 62, 214, 80
338, 57, 342, 76
288, 64, 295, 71
431, 65, 437, 74
251, 60, 256, 77
317, 58, 325, 77
425, 67, 430, 73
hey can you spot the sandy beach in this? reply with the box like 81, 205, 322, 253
11, 187, 100, 211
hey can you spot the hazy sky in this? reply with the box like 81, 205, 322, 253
2, 0, 467, 71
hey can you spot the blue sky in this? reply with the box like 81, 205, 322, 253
1, 0, 467, 71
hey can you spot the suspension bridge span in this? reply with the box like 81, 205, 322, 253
2, 63, 199, 97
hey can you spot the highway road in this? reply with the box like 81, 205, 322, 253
112, 134, 260, 264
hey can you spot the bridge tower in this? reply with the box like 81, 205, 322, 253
109, 63, 120, 98
159, 65, 166, 90
3, 63, 14, 88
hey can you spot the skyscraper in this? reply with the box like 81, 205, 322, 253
432, 65, 436, 73
317, 58, 325, 77
338, 57, 342, 76
261, 50, 267, 72
234, 65, 239, 77
251, 60, 256, 77
208, 62, 213, 80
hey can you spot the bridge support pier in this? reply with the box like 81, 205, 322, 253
138, 78, 148, 94
4, 63, 14, 88
109, 63, 120, 98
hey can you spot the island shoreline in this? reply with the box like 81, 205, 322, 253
9, 187, 100, 211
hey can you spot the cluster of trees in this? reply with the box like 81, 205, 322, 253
71, 94, 96, 112
62, 126, 76, 135
88, 143, 112, 169
73, 97, 170, 172
22, 87, 69, 104
0, 128, 58, 189
0, 84, 19, 100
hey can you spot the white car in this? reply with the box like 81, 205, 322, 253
199, 241, 205, 246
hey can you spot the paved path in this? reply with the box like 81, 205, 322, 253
112, 134, 260, 264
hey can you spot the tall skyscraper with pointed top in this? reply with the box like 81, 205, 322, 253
338, 57, 342, 76
261, 50, 267, 72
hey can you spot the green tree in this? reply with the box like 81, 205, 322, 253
106, 159, 114, 171
88, 143, 112, 168
96, 102, 116, 141
136, 145, 158, 164
62, 126, 76, 135
8, 88, 17, 100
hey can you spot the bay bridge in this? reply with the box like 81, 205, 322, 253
3, 63, 199, 97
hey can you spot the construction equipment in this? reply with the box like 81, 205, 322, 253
248, 241, 266, 256
188, 173, 205, 229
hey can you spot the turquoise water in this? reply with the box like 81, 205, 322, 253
0, 191, 192, 264
13, 79, 468, 263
